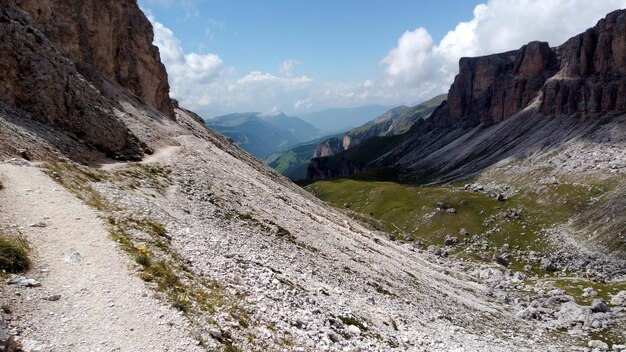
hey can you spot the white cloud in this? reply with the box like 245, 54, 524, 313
294, 98, 313, 110
381, 0, 626, 102
148, 16, 382, 118
278, 59, 300, 77
146, 1, 626, 119
151, 17, 224, 100
260, 107, 282, 117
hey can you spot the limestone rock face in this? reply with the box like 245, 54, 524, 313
433, 10, 626, 129
434, 41, 559, 127
0, 1, 142, 160
542, 10, 626, 115
17, 0, 174, 118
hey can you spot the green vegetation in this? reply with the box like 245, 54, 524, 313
42, 162, 173, 204
268, 144, 316, 180
0, 233, 31, 273
306, 178, 612, 271
535, 278, 626, 306
109, 219, 244, 318
337, 315, 367, 331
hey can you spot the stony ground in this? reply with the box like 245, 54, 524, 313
1, 103, 624, 351
0, 161, 200, 352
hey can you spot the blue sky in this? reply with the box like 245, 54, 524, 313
141, 0, 482, 82
140, 0, 626, 119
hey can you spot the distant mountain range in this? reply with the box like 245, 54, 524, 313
267, 95, 445, 180
312, 94, 446, 159
297, 105, 391, 132
205, 112, 323, 159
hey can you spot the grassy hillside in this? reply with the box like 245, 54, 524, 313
268, 144, 316, 180
305, 178, 616, 272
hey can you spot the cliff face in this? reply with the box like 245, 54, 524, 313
431, 41, 559, 128
430, 10, 626, 129
0, 1, 142, 160
541, 11, 626, 115
17, 0, 174, 118
313, 137, 344, 158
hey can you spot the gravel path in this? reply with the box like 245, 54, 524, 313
0, 162, 200, 352
98, 145, 182, 171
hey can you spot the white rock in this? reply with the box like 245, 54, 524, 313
64, 251, 81, 264
610, 291, 626, 306
587, 340, 608, 350
7, 275, 41, 288
346, 325, 361, 335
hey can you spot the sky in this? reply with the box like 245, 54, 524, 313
140, 0, 626, 119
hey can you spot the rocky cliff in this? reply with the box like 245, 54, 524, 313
312, 136, 345, 158
16, 0, 174, 118
431, 10, 626, 128
308, 9, 626, 181
541, 11, 626, 115
432, 41, 559, 128
0, 1, 143, 161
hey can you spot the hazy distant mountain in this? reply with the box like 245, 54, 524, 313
312, 94, 446, 159
206, 112, 322, 159
298, 105, 391, 132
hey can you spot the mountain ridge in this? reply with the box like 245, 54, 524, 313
206, 111, 322, 159
312, 94, 446, 159
307, 10, 626, 182
297, 104, 391, 132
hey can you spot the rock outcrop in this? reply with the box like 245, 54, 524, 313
433, 41, 559, 128
16, 0, 174, 118
541, 10, 626, 115
0, 1, 143, 161
313, 137, 344, 158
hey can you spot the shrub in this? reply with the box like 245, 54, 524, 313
0, 234, 31, 273
135, 253, 151, 267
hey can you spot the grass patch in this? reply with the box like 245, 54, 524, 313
42, 162, 113, 211
0, 233, 31, 273
338, 315, 367, 331
536, 278, 626, 306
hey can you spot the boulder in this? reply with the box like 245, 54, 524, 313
610, 291, 626, 306
590, 299, 610, 313
587, 340, 609, 350
444, 236, 459, 246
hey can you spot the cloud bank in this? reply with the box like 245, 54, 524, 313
149, 0, 626, 118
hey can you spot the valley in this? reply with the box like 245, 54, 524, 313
0, 1, 625, 351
